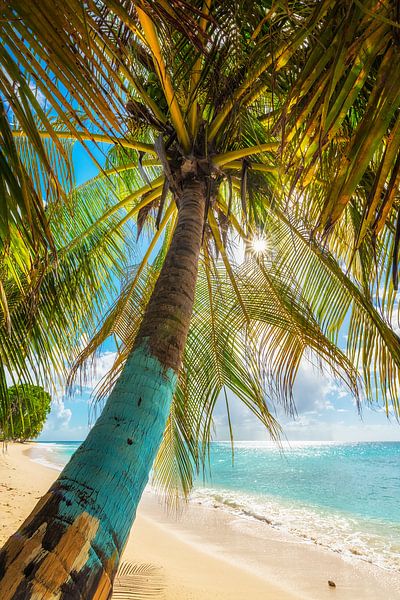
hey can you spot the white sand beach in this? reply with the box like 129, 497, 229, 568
0, 443, 399, 600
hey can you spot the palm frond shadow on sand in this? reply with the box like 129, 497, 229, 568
111, 562, 166, 599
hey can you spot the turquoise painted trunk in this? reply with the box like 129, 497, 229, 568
57, 340, 177, 559
0, 340, 177, 599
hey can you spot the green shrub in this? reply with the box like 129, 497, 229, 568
0, 385, 51, 441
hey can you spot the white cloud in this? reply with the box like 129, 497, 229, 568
43, 398, 72, 432
40, 351, 117, 440
211, 356, 400, 442
211, 359, 342, 441
292, 361, 338, 414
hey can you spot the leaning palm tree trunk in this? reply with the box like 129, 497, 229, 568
0, 165, 206, 599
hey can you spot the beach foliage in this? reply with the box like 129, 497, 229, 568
0, 384, 51, 441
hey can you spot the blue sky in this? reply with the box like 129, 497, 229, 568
39, 144, 400, 443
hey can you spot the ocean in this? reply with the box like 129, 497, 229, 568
31, 440, 400, 572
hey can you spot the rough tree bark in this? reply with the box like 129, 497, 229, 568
0, 162, 208, 599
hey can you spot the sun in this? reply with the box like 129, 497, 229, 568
251, 235, 268, 255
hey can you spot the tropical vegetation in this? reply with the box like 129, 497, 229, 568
1, 0, 400, 597
0, 385, 51, 441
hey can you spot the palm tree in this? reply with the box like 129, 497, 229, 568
1, 1, 400, 597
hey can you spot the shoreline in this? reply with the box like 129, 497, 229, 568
29, 439, 400, 574
0, 443, 399, 599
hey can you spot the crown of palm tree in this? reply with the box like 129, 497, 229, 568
1, 0, 400, 498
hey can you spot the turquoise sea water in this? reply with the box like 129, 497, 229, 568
32, 440, 400, 571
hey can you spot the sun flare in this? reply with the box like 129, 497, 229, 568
251, 236, 268, 255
